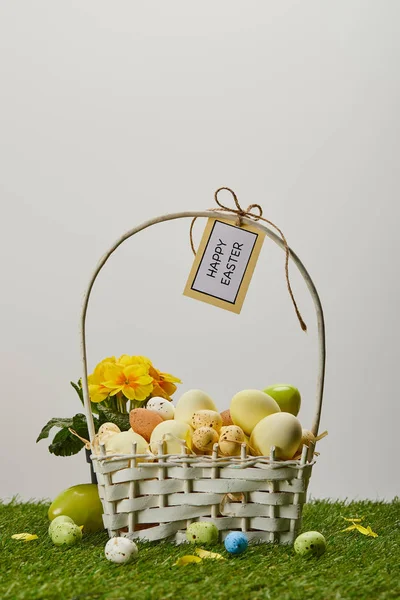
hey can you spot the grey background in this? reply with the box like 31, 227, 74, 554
1, 1, 399, 501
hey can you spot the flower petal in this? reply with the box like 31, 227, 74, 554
12, 533, 38, 542
195, 548, 225, 560
174, 555, 202, 566
354, 523, 378, 537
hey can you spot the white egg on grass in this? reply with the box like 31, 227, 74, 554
146, 397, 175, 420
105, 537, 138, 564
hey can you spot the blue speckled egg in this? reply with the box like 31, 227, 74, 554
224, 531, 248, 555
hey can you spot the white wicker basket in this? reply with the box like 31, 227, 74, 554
80, 211, 326, 544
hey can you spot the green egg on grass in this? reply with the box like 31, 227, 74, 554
186, 522, 219, 544
48, 515, 75, 536
294, 531, 326, 557
50, 522, 82, 547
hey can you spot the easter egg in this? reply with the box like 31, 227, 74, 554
150, 420, 192, 454
294, 531, 326, 557
186, 522, 219, 544
220, 410, 233, 427
219, 425, 245, 456
263, 384, 301, 416
92, 423, 121, 455
105, 537, 138, 564
230, 390, 280, 435
294, 429, 317, 457
105, 429, 150, 460
48, 484, 104, 533
146, 397, 175, 420
250, 412, 302, 459
191, 410, 222, 432
174, 390, 217, 426
48, 515, 75, 536
192, 427, 219, 453
51, 522, 82, 546
129, 408, 163, 442
98, 422, 121, 437
224, 531, 248, 555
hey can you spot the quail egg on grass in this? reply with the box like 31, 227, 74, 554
105, 537, 138, 564
186, 522, 219, 544
294, 531, 326, 557
50, 522, 82, 546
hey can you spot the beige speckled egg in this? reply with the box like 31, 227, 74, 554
250, 412, 302, 459
220, 410, 234, 427
92, 423, 121, 455
219, 425, 245, 456
98, 423, 121, 437
174, 390, 217, 426
294, 429, 317, 457
191, 410, 222, 432
230, 390, 280, 435
146, 397, 175, 420
192, 427, 219, 453
129, 408, 163, 442
150, 420, 193, 454
104, 429, 150, 461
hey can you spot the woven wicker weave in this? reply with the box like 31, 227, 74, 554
81, 211, 326, 544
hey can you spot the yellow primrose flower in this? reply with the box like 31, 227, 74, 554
149, 365, 182, 401
103, 363, 153, 401
88, 362, 113, 403
118, 355, 152, 368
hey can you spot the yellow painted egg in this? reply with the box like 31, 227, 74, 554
191, 410, 222, 432
230, 390, 280, 435
150, 420, 193, 454
250, 412, 302, 459
104, 429, 150, 462
192, 427, 219, 453
218, 425, 245, 456
174, 389, 217, 426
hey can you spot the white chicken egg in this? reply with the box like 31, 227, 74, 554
105, 537, 138, 564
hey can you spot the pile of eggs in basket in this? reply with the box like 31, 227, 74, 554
92, 384, 316, 460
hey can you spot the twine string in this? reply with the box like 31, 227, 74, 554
189, 187, 307, 332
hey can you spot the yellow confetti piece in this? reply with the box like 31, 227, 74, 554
174, 555, 202, 566
195, 548, 226, 560
340, 517, 378, 538
341, 525, 358, 532
11, 533, 38, 542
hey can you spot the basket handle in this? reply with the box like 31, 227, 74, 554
81, 211, 326, 455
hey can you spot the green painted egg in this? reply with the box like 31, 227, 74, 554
294, 531, 326, 557
186, 522, 219, 544
50, 522, 82, 546
48, 515, 75, 536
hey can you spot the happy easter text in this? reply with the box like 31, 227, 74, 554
206, 239, 243, 286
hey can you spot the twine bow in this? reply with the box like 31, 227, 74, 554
190, 187, 307, 332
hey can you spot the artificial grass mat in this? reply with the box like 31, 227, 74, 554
0, 499, 399, 600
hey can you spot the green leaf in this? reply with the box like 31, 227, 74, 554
70, 380, 84, 405
71, 413, 90, 439
36, 418, 74, 443
48, 428, 85, 457
97, 405, 130, 431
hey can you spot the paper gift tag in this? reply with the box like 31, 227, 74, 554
184, 218, 265, 314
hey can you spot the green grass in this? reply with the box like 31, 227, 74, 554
0, 499, 399, 600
